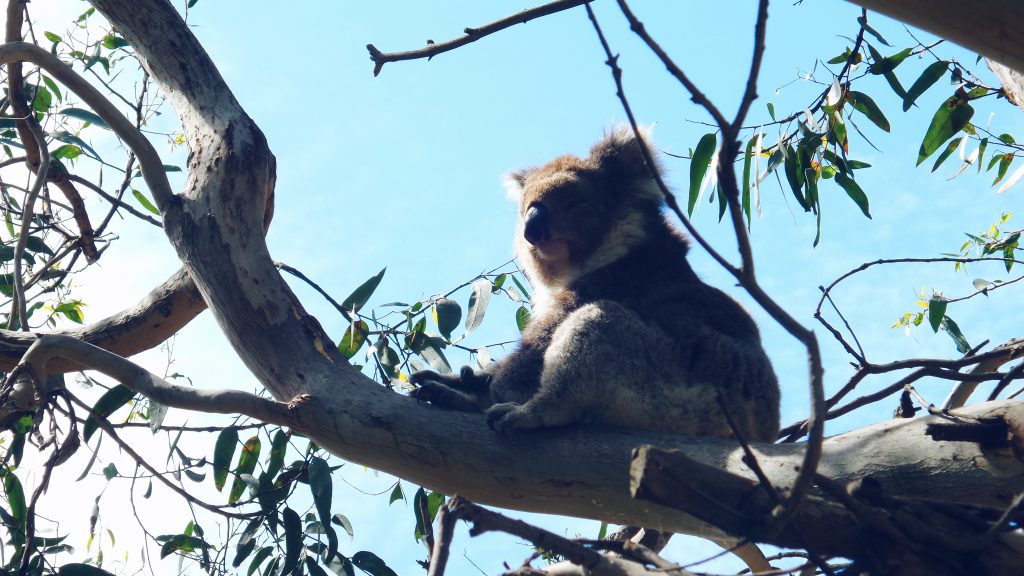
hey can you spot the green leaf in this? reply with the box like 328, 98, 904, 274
229, 436, 261, 504
52, 144, 83, 161
998, 133, 1016, 145
741, 136, 757, 222
833, 172, 871, 218
100, 35, 129, 49
826, 48, 852, 65
32, 86, 52, 113
102, 463, 118, 480
783, 147, 809, 211
389, 482, 404, 505
902, 61, 948, 111
687, 133, 717, 215
212, 427, 238, 491
131, 189, 161, 215
266, 429, 288, 479
337, 320, 368, 360
352, 551, 398, 576
510, 274, 531, 301
247, 547, 273, 576
767, 102, 775, 121
858, 17, 890, 46
42, 76, 62, 104
53, 131, 101, 161
233, 539, 256, 569
931, 137, 962, 172
977, 137, 988, 173
993, 154, 1014, 185
44, 31, 63, 44
434, 298, 461, 339
846, 91, 890, 132
159, 534, 207, 559
4, 471, 26, 541
464, 279, 491, 335
59, 107, 110, 129
24, 235, 54, 255
342, 268, 385, 312
515, 305, 531, 333
940, 317, 971, 353
84, 385, 135, 442
308, 456, 333, 527
928, 296, 947, 333
867, 45, 912, 75
281, 507, 302, 576
917, 95, 975, 165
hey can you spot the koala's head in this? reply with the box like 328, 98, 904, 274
505, 127, 664, 288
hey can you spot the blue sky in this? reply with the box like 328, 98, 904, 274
29, 1, 1024, 574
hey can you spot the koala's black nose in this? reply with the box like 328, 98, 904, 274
523, 204, 551, 245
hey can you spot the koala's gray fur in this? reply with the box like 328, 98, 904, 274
411, 127, 780, 441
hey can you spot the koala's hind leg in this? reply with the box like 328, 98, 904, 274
487, 301, 674, 434
410, 366, 491, 412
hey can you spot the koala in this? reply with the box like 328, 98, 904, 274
411, 127, 780, 441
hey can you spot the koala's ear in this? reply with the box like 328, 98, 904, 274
503, 168, 533, 201
588, 125, 661, 182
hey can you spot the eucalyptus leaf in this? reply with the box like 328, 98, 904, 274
688, 133, 717, 215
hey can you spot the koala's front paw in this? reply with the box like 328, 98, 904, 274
410, 367, 491, 412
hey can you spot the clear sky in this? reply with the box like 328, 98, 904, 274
23, 1, 1024, 574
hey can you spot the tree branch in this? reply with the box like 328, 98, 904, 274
0, 42, 174, 210
846, 0, 1024, 73
366, 0, 592, 76
10, 335, 296, 427
0, 267, 206, 372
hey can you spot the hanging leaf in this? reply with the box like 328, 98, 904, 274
265, 429, 288, 480
931, 137, 963, 173
131, 189, 161, 215
903, 61, 948, 111
212, 427, 238, 491
433, 298, 462, 339
228, 436, 261, 504
337, 320, 369, 360
927, 296, 947, 333
687, 133, 717, 215
281, 507, 302, 576
846, 91, 890, 132
917, 95, 974, 165
834, 173, 871, 218
464, 279, 491, 335
83, 385, 135, 442
941, 317, 972, 353
997, 164, 1024, 194
515, 305, 531, 333
352, 551, 398, 576
308, 456, 334, 534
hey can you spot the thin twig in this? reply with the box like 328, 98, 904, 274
367, 0, 593, 76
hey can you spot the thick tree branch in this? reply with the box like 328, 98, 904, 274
846, 0, 1024, 73
0, 42, 173, 209
0, 268, 205, 372
366, 0, 592, 76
